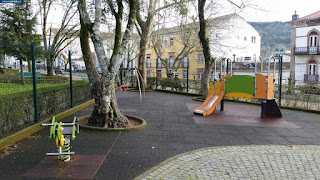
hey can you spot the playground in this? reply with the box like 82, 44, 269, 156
1, 90, 320, 179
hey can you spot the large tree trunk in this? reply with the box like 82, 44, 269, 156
201, 61, 212, 98
198, 0, 214, 99
20, 59, 25, 85
89, 82, 128, 128
78, 6, 129, 128
27, 59, 32, 72
47, 54, 54, 76
137, 28, 149, 89
0, 55, 4, 73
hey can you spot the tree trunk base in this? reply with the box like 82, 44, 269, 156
88, 108, 129, 128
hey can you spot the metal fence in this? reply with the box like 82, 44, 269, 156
0, 45, 92, 138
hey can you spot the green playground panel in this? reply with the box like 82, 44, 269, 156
225, 75, 255, 95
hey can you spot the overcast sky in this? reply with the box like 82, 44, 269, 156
238, 0, 320, 22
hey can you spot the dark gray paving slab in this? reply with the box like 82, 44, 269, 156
1, 91, 320, 180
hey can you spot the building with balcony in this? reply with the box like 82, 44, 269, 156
290, 11, 320, 84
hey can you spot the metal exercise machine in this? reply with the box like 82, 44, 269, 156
41, 117, 79, 162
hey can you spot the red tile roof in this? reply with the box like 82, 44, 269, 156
299, 10, 320, 20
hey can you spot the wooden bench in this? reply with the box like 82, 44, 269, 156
17, 72, 42, 79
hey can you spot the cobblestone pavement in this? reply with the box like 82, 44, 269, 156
138, 145, 320, 180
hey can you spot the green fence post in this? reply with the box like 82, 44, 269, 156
31, 44, 39, 123
131, 60, 133, 86
279, 55, 283, 107
69, 51, 74, 108
120, 63, 123, 85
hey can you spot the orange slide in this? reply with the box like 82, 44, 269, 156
194, 76, 225, 116
193, 90, 225, 116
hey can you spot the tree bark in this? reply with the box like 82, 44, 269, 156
137, 30, 148, 88
47, 54, 54, 76
20, 59, 25, 85
89, 82, 127, 128
78, 0, 136, 128
28, 60, 32, 72
198, 0, 214, 99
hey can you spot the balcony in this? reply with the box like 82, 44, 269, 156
304, 74, 319, 82
295, 47, 320, 55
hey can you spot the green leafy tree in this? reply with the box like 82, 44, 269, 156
0, 2, 41, 84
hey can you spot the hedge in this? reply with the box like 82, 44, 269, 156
0, 81, 91, 138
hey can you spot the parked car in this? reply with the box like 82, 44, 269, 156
54, 68, 63, 74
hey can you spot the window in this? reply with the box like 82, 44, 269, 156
197, 69, 204, 80
251, 36, 256, 43
308, 60, 317, 75
170, 37, 174, 46
244, 37, 247, 41
169, 56, 174, 67
183, 70, 188, 79
157, 69, 162, 77
146, 56, 151, 67
164, 39, 168, 48
309, 31, 318, 47
244, 57, 251, 61
182, 57, 188, 67
157, 58, 162, 67
309, 31, 318, 54
237, 57, 243, 62
147, 69, 151, 77
197, 53, 203, 64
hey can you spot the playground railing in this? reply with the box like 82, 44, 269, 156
274, 84, 320, 111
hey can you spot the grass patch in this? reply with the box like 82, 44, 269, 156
0, 83, 69, 96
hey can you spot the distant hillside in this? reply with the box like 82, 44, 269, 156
249, 22, 291, 59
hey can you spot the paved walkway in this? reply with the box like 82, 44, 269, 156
1, 91, 320, 179
137, 145, 320, 179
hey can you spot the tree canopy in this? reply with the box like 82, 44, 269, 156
0, 2, 41, 61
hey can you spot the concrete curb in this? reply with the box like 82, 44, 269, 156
0, 99, 94, 149
192, 96, 205, 102
79, 114, 147, 132
155, 89, 201, 97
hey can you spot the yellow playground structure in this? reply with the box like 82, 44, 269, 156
194, 57, 282, 118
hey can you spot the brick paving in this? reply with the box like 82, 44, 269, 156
138, 145, 320, 179
1, 91, 320, 179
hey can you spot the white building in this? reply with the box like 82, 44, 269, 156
207, 14, 261, 64
290, 10, 320, 84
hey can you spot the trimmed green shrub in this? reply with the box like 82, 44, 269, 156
0, 81, 91, 138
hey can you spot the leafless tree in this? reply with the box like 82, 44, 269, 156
78, 0, 137, 128
39, 0, 79, 75
135, 0, 190, 87
150, 22, 201, 77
